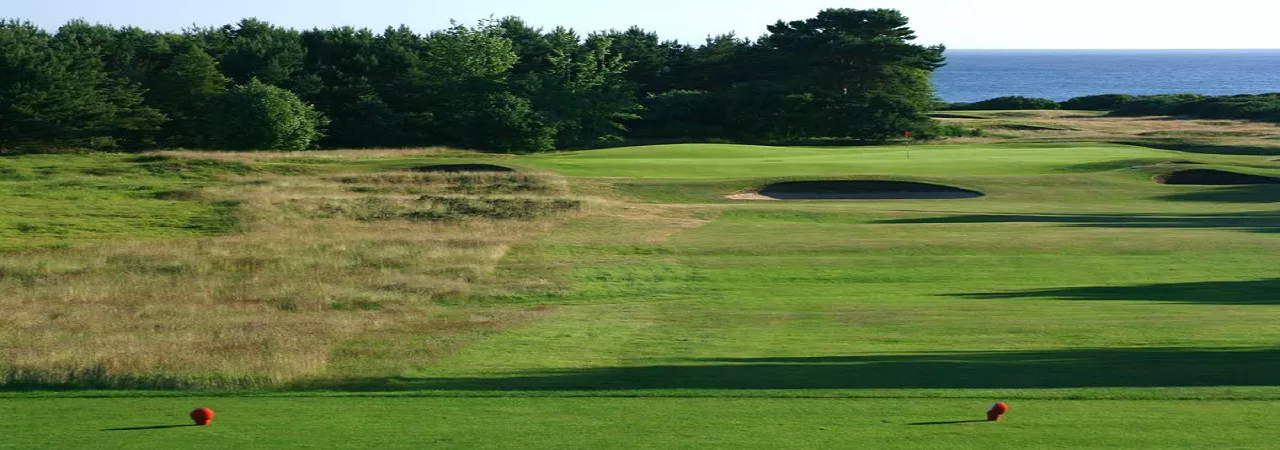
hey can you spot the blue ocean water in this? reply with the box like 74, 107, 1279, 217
933, 50, 1280, 103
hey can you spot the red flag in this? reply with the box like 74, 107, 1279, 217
904, 131, 912, 139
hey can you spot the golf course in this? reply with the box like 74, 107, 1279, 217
2, 112, 1279, 447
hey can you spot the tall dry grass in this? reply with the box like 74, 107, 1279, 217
936, 112, 1280, 151
0, 168, 581, 389
153, 147, 466, 162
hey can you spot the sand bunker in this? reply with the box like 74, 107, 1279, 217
411, 164, 515, 173
728, 181, 985, 200
1153, 169, 1280, 185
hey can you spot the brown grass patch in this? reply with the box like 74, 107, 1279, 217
335, 172, 569, 195
152, 147, 468, 162
0, 164, 582, 389
935, 111, 1280, 152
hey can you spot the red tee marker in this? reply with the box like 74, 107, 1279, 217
190, 407, 215, 426
987, 402, 1009, 422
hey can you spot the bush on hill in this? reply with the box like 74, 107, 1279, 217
1059, 94, 1136, 111
944, 92, 1280, 124
1108, 93, 1280, 122
1107, 94, 1207, 116
208, 79, 329, 150
944, 96, 1060, 111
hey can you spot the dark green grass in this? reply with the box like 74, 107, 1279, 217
4, 398, 1279, 449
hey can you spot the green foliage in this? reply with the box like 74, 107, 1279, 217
634, 90, 722, 138
0, 20, 164, 152
150, 43, 229, 147
502, 22, 640, 148
946, 96, 1061, 111
595, 26, 686, 96
3, 9, 953, 151
918, 122, 985, 139
758, 9, 945, 139
435, 90, 557, 153
208, 79, 328, 150
214, 19, 305, 87
295, 27, 398, 148
1108, 94, 1207, 116
1059, 94, 1136, 111
539, 31, 639, 146
1109, 93, 1280, 122
421, 21, 558, 152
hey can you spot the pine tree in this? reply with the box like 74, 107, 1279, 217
0, 20, 163, 151
150, 44, 229, 147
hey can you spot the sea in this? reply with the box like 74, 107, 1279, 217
932, 50, 1280, 103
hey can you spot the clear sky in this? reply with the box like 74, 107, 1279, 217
8, 0, 1279, 49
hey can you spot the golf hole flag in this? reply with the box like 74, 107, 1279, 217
987, 402, 1009, 422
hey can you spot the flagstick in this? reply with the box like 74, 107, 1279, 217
904, 131, 912, 160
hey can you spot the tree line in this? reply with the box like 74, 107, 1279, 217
0, 9, 947, 153
944, 93, 1280, 122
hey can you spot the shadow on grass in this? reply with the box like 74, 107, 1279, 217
101, 424, 197, 431
1109, 140, 1280, 156
1156, 185, 1280, 203
875, 212, 1280, 233
951, 279, 1280, 305
303, 347, 1280, 391
908, 420, 989, 426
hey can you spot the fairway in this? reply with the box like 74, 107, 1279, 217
3, 141, 1280, 447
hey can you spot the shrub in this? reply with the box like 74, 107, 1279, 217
945, 96, 1060, 111
1105, 93, 1280, 122
1059, 94, 1136, 111
1190, 94, 1280, 122
1108, 94, 1206, 117
208, 79, 329, 150
916, 123, 984, 139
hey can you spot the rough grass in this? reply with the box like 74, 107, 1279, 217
154, 148, 461, 161
0, 154, 245, 250
335, 172, 569, 195
296, 195, 582, 222
934, 110, 1280, 155
0, 157, 583, 389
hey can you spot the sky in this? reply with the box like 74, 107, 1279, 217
7, 0, 1280, 49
